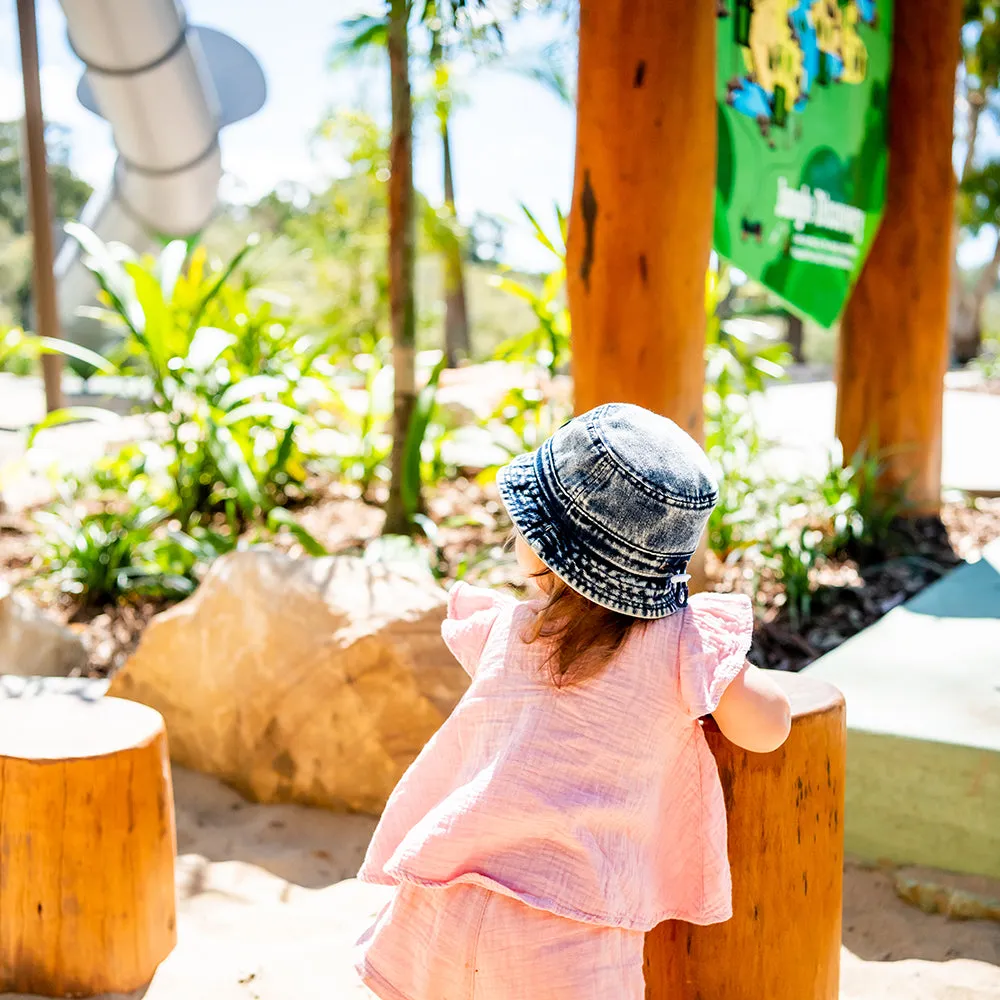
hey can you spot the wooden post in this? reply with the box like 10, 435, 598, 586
835, 0, 963, 512
645, 672, 846, 1000
0, 694, 177, 996
566, 0, 716, 441
16, 0, 63, 414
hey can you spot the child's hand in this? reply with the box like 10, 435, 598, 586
711, 665, 792, 753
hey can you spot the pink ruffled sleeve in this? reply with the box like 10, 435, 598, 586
440, 582, 514, 677
677, 592, 755, 719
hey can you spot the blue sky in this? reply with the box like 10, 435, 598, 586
0, 0, 576, 270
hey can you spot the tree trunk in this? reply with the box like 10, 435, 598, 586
785, 312, 805, 365
836, 0, 964, 514
566, 0, 715, 441
384, 0, 418, 535
16, 0, 63, 413
442, 120, 471, 367
0, 694, 177, 995
949, 93, 986, 364
951, 291, 982, 365
953, 230, 1000, 363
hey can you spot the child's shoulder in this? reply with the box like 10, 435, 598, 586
441, 583, 520, 677
446, 581, 520, 622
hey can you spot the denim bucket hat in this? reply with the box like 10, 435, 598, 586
496, 403, 718, 619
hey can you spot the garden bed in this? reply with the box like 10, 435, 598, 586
3, 486, 998, 678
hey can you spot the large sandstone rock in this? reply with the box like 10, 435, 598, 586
0, 580, 88, 677
110, 549, 468, 814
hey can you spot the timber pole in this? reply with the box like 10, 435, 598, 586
835, 0, 964, 512
566, 0, 716, 441
16, 0, 63, 414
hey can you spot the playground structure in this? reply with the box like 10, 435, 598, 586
16, 0, 265, 381
4, 0, 997, 997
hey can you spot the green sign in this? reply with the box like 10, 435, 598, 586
714, 1, 892, 328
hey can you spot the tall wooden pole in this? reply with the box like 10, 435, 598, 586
16, 0, 63, 414
835, 0, 963, 513
383, 0, 417, 534
566, 0, 716, 441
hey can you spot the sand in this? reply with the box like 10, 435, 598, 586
3, 766, 999, 999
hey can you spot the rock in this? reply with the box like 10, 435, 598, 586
0, 581, 88, 677
110, 549, 468, 814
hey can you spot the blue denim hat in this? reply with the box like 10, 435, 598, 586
496, 403, 718, 619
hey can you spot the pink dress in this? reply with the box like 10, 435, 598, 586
356, 582, 754, 999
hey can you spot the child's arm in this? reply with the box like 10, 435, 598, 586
711, 664, 791, 753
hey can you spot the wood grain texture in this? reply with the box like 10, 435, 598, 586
836, 0, 964, 512
645, 672, 846, 1000
566, 0, 715, 439
0, 696, 177, 996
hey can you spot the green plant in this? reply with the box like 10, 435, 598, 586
815, 442, 908, 560
26, 231, 330, 603
34, 503, 198, 605
491, 205, 570, 378
763, 526, 825, 629
478, 205, 572, 481
32, 229, 324, 533
974, 332, 1000, 379
703, 266, 790, 559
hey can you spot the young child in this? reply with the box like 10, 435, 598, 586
355, 402, 792, 1000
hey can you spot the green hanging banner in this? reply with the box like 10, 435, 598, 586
714, 1, 892, 328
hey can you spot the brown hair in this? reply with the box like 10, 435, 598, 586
523, 568, 642, 687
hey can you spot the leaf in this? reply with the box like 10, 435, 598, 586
157, 240, 188, 302
492, 277, 537, 304
32, 337, 117, 375
188, 239, 256, 335
132, 505, 171, 532
65, 222, 142, 331
185, 327, 237, 372
267, 423, 297, 482
330, 14, 389, 66
220, 401, 300, 426
27, 407, 123, 447
520, 203, 561, 258
266, 507, 328, 556
125, 262, 170, 373
218, 375, 288, 410
208, 423, 262, 516
401, 355, 447, 518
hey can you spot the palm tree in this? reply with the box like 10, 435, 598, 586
384, 0, 418, 534
333, 5, 572, 369
337, 0, 571, 533
428, 21, 471, 367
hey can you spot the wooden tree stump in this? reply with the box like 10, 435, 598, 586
645, 672, 846, 1000
0, 691, 177, 997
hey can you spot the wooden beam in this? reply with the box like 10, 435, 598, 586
16, 0, 63, 414
566, 0, 716, 441
835, 0, 964, 513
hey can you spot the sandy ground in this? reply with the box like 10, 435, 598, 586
5, 766, 998, 1000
